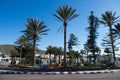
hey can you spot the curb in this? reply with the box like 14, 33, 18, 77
0, 69, 118, 75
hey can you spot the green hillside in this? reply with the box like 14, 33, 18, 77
0, 44, 16, 55
0, 44, 45, 56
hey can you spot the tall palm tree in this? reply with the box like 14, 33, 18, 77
23, 18, 49, 66
100, 11, 119, 62
53, 5, 79, 67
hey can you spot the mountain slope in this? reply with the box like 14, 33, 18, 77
0, 44, 46, 56
0, 44, 16, 55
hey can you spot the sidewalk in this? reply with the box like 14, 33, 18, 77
0, 69, 120, 75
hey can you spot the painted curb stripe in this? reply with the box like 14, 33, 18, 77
0, 70, 119, 75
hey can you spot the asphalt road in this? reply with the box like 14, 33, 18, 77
0, 71, 120, 80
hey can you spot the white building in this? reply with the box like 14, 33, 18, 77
0, 53, 11, 66
0, 57, 11, 66
36, 53, 49, 66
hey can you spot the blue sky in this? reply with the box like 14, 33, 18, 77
0, 0, 120, 52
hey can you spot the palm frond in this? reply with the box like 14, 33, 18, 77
53, 14, 63, 22
99, 21, 107, 25
100, 11, 119, 27
23, 18, 49, 41
54, 5, 78, 24
68, 14, 79, 22
57, 25, 63, 32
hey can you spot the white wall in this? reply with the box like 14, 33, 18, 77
0, 57, 11, 66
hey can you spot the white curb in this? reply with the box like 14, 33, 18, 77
0, 69, 119, 75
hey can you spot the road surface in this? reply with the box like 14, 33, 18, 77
0, 71, 120, 80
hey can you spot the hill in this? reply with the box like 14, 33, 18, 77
0, 44, 16, 56
0, 44, 46, 56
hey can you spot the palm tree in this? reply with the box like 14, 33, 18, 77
80, 50, 86, 64
100, 11, 119, 62
84, 43, 90, 63
46, 45, 53, 65
95, 47, 101, 56
23, 18, 49, 66
104, 48, 112, 62
57, 47, 63, 65
53, 5, 79, 67
15, 35, 33, 66
74, 51, 79, 66
15, 36, 27, 66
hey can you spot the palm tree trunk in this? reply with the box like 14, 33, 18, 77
64, 23, 67, 68
59, 54, 61, 64
19, 46, 22, 67
49, 53, 52, 65
93, 51, 96, 64
93, 29, 96, 64
82, 53, 84, 64
76, 56, 78, 66
109, 25, 116, 62
33, 38, 36, 66
86, 51, 89, 63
